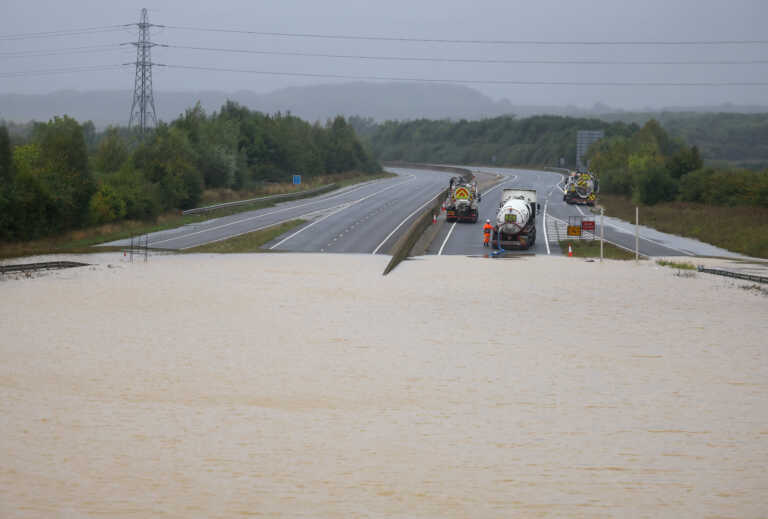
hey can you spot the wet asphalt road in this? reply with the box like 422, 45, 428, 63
102, 168, 450, 255
104, 165, 744, 259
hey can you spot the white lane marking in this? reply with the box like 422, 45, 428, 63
543, 200, 551, 255
269, 204, 353, 250
575, 205, 586, 216
372, 189, 447, 255
546, 213, 676, 257
556, 181, 566, 194
481, 175, 517, 197
434, 174, 518, 256
180, 200, 362, 250
179, 215, 300, 250
151, 177, 409, 246
437, 222, 457, 256
270, 176, 416, 250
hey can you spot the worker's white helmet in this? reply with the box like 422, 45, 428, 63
486, 219, 490, 223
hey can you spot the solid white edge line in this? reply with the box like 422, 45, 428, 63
269, 204, 352, 250
481, 174, 517, 197
543, 200, 551, 255
372, 189, 446, 255
547, 213, 660, 257
437, 222, 457, 256
179, 216, 304, 250
150, 177, 402, 247
435, 173, 517, 257
271, 176, 417, 250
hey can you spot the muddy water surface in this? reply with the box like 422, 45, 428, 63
1, 254, 766, 517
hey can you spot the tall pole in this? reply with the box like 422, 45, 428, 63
635, 206, 639, 262
600, 207, 604, 262
128, 8, 159, 136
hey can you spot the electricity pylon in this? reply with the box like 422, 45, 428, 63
128, 8, 159, 136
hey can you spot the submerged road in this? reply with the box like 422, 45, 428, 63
103, 168, 450, 254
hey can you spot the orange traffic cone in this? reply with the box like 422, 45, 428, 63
568, 243, 573, 257
432, 213, 437, 224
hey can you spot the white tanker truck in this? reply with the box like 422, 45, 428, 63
492, 188, 539, 250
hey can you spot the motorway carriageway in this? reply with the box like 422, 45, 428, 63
102, 168, 449, 254
430, 166, 741, 258
104, 165, 744, 259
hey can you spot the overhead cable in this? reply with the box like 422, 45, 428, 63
161, 64, 768, 86
167, 44, 768, 65
0, 25, 131, 41
162, 26, 768, 46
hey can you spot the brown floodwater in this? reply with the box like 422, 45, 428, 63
1, 253, 766, 517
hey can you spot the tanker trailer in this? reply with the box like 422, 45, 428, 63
492, 188, 539, 250
445, 182, 479, 223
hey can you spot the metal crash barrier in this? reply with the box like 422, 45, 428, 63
697, 266, 768, 285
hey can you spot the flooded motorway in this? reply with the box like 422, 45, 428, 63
1, 253, 766, 517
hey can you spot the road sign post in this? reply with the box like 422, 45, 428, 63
567, 215, 582, 237
600, 207, 604, 262
635, 206, 639, 262
292, 174, 301, 185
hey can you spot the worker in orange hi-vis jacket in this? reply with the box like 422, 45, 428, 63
482, 219, 493, 247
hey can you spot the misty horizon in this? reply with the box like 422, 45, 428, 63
1, 0, 766, 110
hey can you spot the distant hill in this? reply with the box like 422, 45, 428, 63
0, 83, 515, 127
2, 83, 766, 128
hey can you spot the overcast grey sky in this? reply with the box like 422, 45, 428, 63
1, 0, 766, 108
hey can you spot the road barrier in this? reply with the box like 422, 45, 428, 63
182, 184, 337, 215
697, 266, 768, 285
382, 164, 473, 275
0, 261, 89, 274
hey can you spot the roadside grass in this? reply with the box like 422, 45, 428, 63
559, 239, 639, 260
656, 259, 697, 270
183, 220, 306, 253
598, 194, 768, 259
201, 171, 395, 205
0, 171, 391, 260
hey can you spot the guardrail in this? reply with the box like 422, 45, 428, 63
0, 261, 89, 274
181, 184, 337, 215
382, 164, 474, 275
697, 266, 768, 284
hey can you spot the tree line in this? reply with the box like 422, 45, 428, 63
351, 115, 639, 167
352, 113, 768, 208
0, 102, 380, 242
588, 119, 768, 207
597, 111, 768, 170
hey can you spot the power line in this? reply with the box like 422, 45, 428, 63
0, 64, 124, 78
167, 44, 768, 66
163, 25, 768, 46
0, 25, 130, 41
162, 64, 768, 86
0, 44, 128, 58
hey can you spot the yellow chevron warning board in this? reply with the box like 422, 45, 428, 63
454, 187, 470, 200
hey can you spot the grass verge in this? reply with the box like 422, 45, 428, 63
656, 259, 696, 270
598, 194, 768, 259
182, 220, 306, 253
559, 239, 640, 260
0, 171, 392, 260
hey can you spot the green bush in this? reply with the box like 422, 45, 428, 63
89, 184, 127, 224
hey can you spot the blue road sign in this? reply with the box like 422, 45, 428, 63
292, 174, 301, 185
